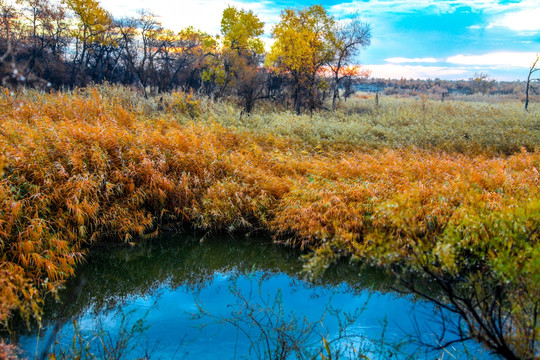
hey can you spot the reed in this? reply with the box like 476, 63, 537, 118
0, 85, 538, 330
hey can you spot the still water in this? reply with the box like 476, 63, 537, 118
19, 234, 491, 359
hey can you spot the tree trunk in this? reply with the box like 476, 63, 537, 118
526, 76, 531, 111
525, 56, 539, 112
331, 68, 340, 111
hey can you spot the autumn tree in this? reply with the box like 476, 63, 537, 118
200, 5, 265, 109
218, 6, 266, 113
221, 6, 264, 55
267, 5, 335, 114
328, 13, 371, 110
64, 0, 113, 85
525, 54, 539, 111
470, 72, 494, 95
163, 27, 215, 92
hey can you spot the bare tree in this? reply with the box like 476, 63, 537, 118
398, 267, 539, 360
117, 10, 173, 95
328, 13, 371, 110
233, 54, 269, 113
156, 27, 209, 92
1, 0, 52, 88
1, 0, 20, 86
525, 55, 539, 111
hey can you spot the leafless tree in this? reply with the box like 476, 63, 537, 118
1, 1, 19, 86
329, 13, 371, 110
525, 55, 539, 111
1, 0, 51, 88
397, 267, 539, 360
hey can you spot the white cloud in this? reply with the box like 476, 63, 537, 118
487, 8, 540, 32
101, 0, 540, 37
330, 0, 540, 18
365, 64, 468, 80
385, 57, 438, 63
101, 0, 280, 34
446, 52, 538, 68
368, 52, 539, 80
261, 37, 275, 51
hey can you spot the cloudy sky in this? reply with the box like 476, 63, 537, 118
102, 0, 540, 80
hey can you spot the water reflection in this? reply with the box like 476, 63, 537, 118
18, 233, 490, 359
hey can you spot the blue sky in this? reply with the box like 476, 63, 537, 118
103, 0, 540, 80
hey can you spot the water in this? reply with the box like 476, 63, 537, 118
17, 233, 492, 359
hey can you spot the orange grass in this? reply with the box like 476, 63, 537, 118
0, 87, 539, 325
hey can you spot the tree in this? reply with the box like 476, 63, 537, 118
164, 27, 214, 92
0, 0, 56, 88
220, 6, 264, 55
64, 0, 113, 85
525, 54, 539, 111
328, 13, 371, 110
0, 0, 20, 86
221, 6, 267, 113
470, 72, 494, 95
117, 10, 175, 94
340, 65, 371, 101
267, 5, 335, 114
26, 0, 69, 86
200, 6, 266, 111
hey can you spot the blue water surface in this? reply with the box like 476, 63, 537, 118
18, 235, 492, 359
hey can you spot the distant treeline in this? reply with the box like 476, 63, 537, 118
356, 77, 530, 98
1, 0, 376, 113
0, 0, 532, 114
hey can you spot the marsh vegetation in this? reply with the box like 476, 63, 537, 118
0, 84, 538, 358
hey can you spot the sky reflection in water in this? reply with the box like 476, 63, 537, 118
19, 234, 490, 359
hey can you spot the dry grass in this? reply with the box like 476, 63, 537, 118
198, 94, 539, 155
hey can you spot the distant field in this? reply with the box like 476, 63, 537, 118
0, 86, 538, 340
203, 93, 539, 155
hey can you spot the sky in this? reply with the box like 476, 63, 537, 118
101, 0, 540, 80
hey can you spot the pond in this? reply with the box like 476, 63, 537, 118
17, 233, 492, 359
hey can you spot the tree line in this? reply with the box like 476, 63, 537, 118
0, 0, 371, 114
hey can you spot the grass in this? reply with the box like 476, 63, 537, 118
0, 85, 538, 341
198, 93, 539, 155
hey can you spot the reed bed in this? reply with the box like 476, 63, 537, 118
201, 94, 539, 155
0, 85, 538, 327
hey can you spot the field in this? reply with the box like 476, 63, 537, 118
0, 85, 539, 356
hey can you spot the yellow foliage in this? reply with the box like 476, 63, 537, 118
221, 6, 265, 54
64, 0, 113, 45
268, 5, 334, 77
